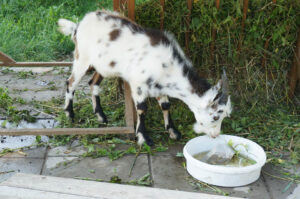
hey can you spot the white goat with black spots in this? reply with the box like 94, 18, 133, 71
58, 10, 232, 146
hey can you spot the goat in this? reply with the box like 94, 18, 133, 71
58, 10, 232, 146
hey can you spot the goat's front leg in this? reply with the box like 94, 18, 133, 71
64, 62, 88, 120
157, 96, 181, 140
131, 87, 153, 146
88, 72, 107, 123
135, 100, 154, 146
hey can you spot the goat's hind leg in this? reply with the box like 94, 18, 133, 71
88, 72, 107, 123
64, 62, 89, 120
157, 96, 181, 140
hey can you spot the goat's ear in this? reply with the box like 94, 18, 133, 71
214, 79, 222, 91
219, 70, 229, 105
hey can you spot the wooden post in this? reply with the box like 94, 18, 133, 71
160, 0, 165, 30
124, 82, 136, 127
113, 0, 120, 12
288, 29, 300, 98
210, 0, 220, 64
126, 0, 137, 124
185, 0, 193, 55
261, 0, 276, 70
237, 0, 248, 53
128, 0, 135, 21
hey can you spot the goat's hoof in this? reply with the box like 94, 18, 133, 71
96, 113, 108, 124
168, 128, 181, 140
65, 110, 75, 121
145, 138, 154, 147
137, 133, 154, 147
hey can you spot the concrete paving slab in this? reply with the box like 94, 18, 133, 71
1, 75, 65, 91
151, 154, 271, 199
0, 157, 44, 183
262, 164, 298, 199
222, 178, 271, 199
287, 184, 300, 199
48, 145, 87, 157
1, 146, 47, 158
158, 143, 184, 156
10, 90, 63, 102
187, 177, 271, 199
44, 157, 79, 170
0, 134, 49, 151
42, 155, 150, 183
150, 154, 196, 192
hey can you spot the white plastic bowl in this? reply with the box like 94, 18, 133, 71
183, 135, 266, 187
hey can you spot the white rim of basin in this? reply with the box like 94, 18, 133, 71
183, 135, 266, 174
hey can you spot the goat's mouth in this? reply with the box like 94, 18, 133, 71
208, 134, 218, 138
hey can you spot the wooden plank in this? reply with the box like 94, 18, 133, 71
0, 62, 72, 67
1, 173, 241, 199
0, 186, 99, 199
0, 127, 135, 136
0, 51, 16, 64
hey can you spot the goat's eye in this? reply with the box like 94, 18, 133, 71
213, 116, 219, 121
218, 110, 224, 113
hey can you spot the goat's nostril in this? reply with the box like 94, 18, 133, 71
213, 116, 220, 121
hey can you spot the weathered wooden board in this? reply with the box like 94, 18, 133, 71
0, 186, 97, 199
0, 173, 242, 199
0, 127, 135, 136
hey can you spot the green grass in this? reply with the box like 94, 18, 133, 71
0, 0, 299, 168
0, 0, 112, 61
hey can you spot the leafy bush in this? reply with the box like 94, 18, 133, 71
135, 0, 300, 103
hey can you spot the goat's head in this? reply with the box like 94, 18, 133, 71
192, 71, 232, 138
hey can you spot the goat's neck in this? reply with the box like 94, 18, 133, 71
165, 70, 211, 112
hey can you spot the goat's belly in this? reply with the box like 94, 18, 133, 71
148, 89, 163, 98
92, 65, 121, 78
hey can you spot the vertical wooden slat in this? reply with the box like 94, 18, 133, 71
261, 0, 277, 70
126, 0, 137, 123
113, 0, 120, 11
160, 0, 165, 30
120, 0, 127, 12
185, 0, 193, 55
113, 0, 137, 125
261, 38, 270, 69
124, 82, 136, 127
237, 0, 248, 53
210, 0, 220, 64
128, 0, 135, 21
288, 29, 300, 98
241, 0, 248, 32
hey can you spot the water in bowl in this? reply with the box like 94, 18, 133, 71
193, 151, 256, 167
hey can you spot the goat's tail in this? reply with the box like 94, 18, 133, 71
58, 19, 77, 37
